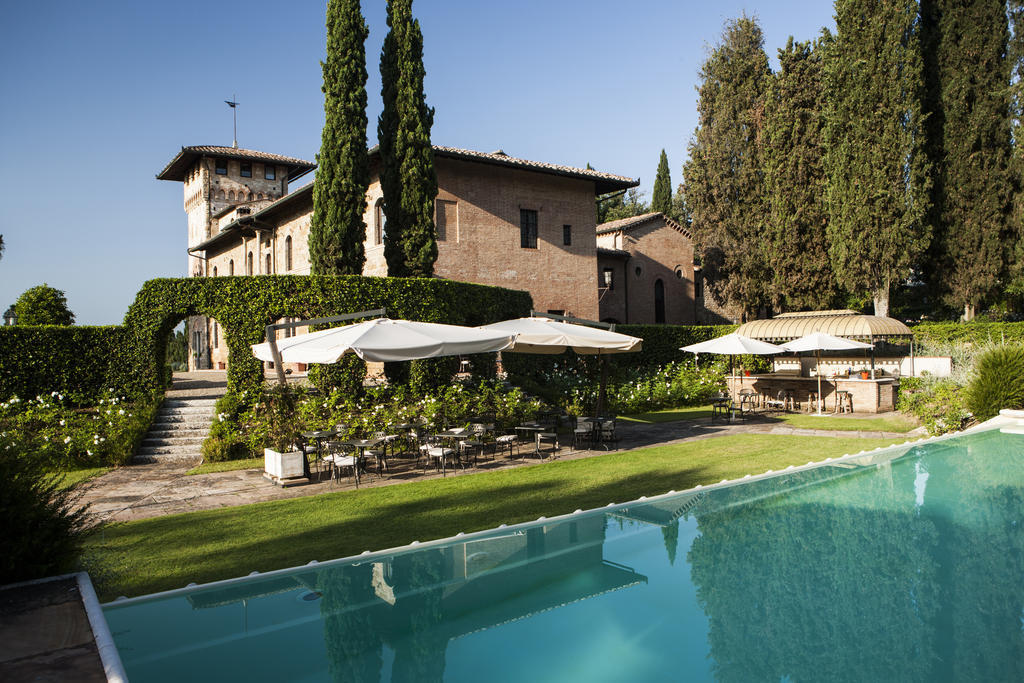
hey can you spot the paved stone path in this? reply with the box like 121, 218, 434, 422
79, 403, 925, 523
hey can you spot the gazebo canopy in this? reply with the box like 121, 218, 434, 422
734, 310, 912, 342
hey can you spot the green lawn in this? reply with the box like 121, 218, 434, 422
619, 405, 714, 423
86, 433, 904, 600
774, 413, 919, 433
187, 457, 263, 475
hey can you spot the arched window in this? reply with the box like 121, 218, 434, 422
654, 279, 666, 324
228, 190, 235, 202
285, 235, 292, 271
213, 322, 218, 349
375, 199, 386, 245
212, 266, 218, 277
217, 190, 226, 200
246, 252, 253, 276
229, 259, 234, 276
265, 253, 271, 274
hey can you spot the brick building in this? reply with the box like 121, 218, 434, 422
595, 212, 697, 325
159, 144, 700, 370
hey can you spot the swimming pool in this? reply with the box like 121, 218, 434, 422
103, 425, 1024, 682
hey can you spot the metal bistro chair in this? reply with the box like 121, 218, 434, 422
494, 432, 518, 460
325, 441, 359, 486
420, 434, 462, 476
460, 423, 489, 465
364, 431, 392, 478
762, 390, 787, 414
572, 417, 596, 451
597, 417, 619, 450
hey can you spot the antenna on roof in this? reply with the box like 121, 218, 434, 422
224, 95, 239, 148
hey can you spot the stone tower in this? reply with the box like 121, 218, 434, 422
157, 146, 314, 368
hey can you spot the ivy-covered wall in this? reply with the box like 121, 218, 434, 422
911, 321, 1024, 352
0, 326, 133, 404
1, 276, 532, 403
123, 275, 532, 396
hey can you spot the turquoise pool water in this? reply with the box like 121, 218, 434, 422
104, 429, 1024, 682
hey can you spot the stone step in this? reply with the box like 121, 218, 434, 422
137, 443, 202, 456
163, 398, 219, 408
158, 406, 215, 416
132, 453, 202, 465
146, 428, 210, 440
143, 436, 207, 447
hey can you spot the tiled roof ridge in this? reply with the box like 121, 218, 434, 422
431, 145, 636, 184
179, 145, 314, 167
596, 211, 693, 240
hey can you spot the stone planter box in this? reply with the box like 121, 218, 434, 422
264, 448, 305, 485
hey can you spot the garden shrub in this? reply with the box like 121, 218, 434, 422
0, 390, 160, 468
964, 345, 1024, 421
409, 357, 460, 395
896, 376, 971, 435
308, 355, 366, 397
0, 432, 93, 585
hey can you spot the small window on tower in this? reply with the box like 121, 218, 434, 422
264, 165, 276, 180
240, 163, 252, 178
563, 225, 572, 246
215, 159, 227, 175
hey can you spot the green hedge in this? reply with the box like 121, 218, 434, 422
911, 321, 1024, 352
0, 326, 134, 405
3, 276, 532, 405
121, 275, 531, 397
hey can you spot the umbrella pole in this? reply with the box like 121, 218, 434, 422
265, 324, 288, 387
595, 353, 609, 419
816, 350, 823, 415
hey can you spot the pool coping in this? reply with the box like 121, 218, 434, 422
1, 571, 128, 683
102, 411, 1019, 610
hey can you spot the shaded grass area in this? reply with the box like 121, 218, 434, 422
55, 467, 110, 489
86, 433, 903, 600
619, 405, 713, 423
187, 457, 263, 475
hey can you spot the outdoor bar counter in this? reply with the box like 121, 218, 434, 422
726, 373, 898, 413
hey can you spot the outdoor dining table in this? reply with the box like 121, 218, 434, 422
334, 436, 387, 485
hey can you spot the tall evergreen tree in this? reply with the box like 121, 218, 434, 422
683, 15, 772, 319
824, 0, 932, 318
378, 0, 438, 278
922, 0, 1012, 321
1005, 0, 1024, 301
651, 149, 672, 216
763, 35, 836, 311
309, 0, 369, 275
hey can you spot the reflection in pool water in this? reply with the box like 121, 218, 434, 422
104, 429, 1024, 682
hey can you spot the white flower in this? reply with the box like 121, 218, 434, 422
63, 436, 71, 444
87, 450, 92, 456
59, 419, 65, 426
118, 409, 125, 415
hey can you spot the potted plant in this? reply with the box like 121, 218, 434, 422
262, 386, 305, 483
860, 369, 871, 380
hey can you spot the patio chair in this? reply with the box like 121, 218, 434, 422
324, 441, 359, 485
364, 431, 391, 477
763, 390, 787, 413
572, 418, 596, 451
598, 418, 619, 449
495, 432, 518, 459
419, 436, 461, 476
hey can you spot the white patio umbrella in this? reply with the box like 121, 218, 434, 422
781, 332, 873, 415
252, 318, 516, 364
479, 316, 642, 416
681, 333, 786, 398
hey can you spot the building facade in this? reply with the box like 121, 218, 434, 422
595, 212, 697, 325
160, 145, 701, 370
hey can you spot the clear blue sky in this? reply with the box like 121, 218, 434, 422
0, 0, 835, 325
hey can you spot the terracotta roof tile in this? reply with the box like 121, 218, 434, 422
596, 212, 693, 240
157, 146, 315, 182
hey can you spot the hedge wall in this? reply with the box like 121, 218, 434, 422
122, 275, 532, 397
0, 326, 134, 404
911, 321, 1024, 352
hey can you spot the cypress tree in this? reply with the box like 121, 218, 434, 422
378, 0, 438, 278
683, 15, 772, 319
651, 149, 672, 216
309, 0, 370, 275
1005, 0, 1024, 302
763, 35, 836, 311
824, 0, 932, 318
923, 0, 1013, 321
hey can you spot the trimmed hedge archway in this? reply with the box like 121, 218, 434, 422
122, 275, 532, 396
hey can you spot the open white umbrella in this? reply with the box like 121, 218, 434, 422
480, 317, 642, 355
781, 332, 873, 415
681, 333, 785, 385
479, 316, 642, 416
681, 333, 785, 356
252, 318, 516, 364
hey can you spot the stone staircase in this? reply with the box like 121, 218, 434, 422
133, 397, 217, 464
